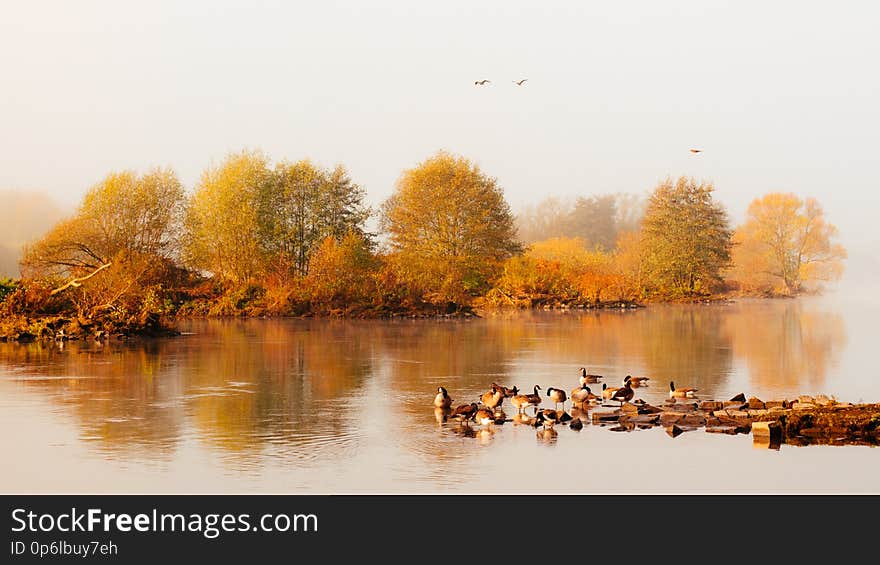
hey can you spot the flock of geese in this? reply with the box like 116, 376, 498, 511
433, 367, 699, 435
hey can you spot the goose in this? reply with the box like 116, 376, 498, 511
474, 407, 497, 426
569, 417, 584, 431
610, 381, 634, 407
555, 410, 573, 424
513, 78, 528, 86
546, 387, 567, 412
491, 382, 520, 398
669, 381, 698, 399
628, 375, 650, 387
452, 402, 479, 424
602, 382, 622, 400
512, 385, 542, 413
579, 367, 603, 384
570, 383, 600, 405
534, 409, 561, 428
480, 388, 505, 410
433, 386, 453, 409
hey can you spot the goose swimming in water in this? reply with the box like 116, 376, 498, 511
579, 367, 603, 384
669, 381, 698, 398
628, 375, 650, 387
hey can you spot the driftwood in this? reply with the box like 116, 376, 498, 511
50, 263, 112, 295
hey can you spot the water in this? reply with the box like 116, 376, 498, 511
1, 295, 877, 494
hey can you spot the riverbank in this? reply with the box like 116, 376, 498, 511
0, 297, 648, 342
0, 291, 812, 344
0, 313, 180, 343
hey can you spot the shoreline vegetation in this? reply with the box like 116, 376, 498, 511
0, 150, 846, 343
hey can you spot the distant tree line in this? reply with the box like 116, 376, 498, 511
0, 149, 847, 339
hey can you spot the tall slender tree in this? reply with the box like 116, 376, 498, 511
640, 177, 732, 297
183, 150, 272, 283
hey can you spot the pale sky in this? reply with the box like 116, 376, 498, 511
1, 1, 878, 279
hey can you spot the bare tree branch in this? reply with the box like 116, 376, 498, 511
50, 262, 112, 295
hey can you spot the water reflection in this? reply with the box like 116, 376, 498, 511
723, 300, 847, 393
0, 298, 850, 485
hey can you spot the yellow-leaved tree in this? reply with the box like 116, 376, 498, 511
640, 177, 733, 298
380, 151, 520, 305
729, 193, 846, 294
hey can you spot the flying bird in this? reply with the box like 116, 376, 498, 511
474, 79, 491, 85
513, 78, 528, 86
689, 149, 703, 154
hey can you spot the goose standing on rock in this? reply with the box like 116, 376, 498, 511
571, 383, 600, 406
611, 380, 634, 407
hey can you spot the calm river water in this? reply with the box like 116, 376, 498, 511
2, 294, 878, 493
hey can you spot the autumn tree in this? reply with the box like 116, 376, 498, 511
381, 151, 520, 304
183, 151, 273, 283
19, 168, 185, 321
22, 169, 184, 278
640, 177, 732, 297
261, 161, 370, 277
729, 193, 846, 294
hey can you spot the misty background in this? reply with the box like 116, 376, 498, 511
1, 1, 877, 290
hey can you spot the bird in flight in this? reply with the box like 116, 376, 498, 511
689, 149, 703, 154
474, 79, 491, 86
513, 78, 528, 86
